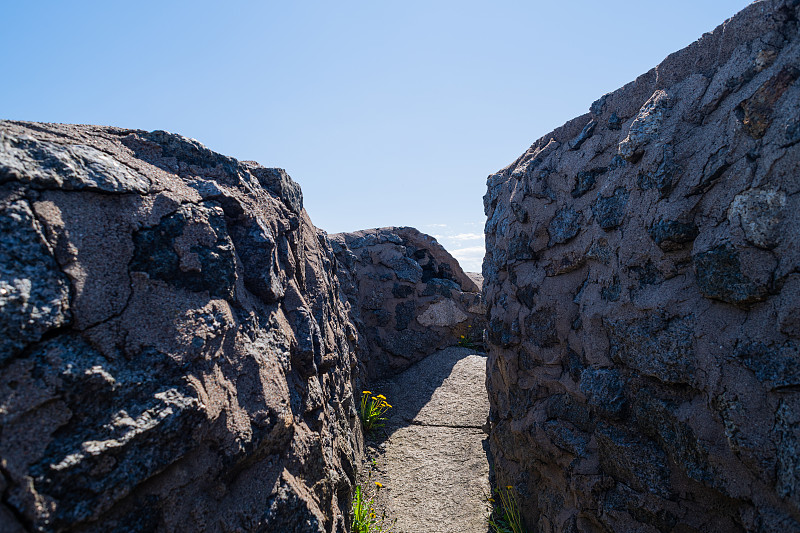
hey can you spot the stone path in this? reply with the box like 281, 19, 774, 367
366, 346, 490, 533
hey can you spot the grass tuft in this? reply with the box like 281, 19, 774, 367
486, 485, 526, 533
351, 481, 394, 532
458, 325, 482, 349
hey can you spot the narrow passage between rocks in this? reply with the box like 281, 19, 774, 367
365, 346, 491, 533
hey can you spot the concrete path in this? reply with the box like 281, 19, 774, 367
367, 346, 490, 533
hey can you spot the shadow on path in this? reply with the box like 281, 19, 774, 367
363, 346, 491, 533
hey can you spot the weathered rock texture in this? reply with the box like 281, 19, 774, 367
0, 121, 364, 532
331, 227, 484, 379
483, 1, 800, 531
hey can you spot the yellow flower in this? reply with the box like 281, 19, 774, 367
506, 485, 513, 490
375, 481, 383, 488
363, 390, 372, 395
376, 394, 386, 400
384, 403, 392, 408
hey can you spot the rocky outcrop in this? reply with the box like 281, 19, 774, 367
483, 1, 800, 531
331, 227, 483, 379
0, 121, 363, 532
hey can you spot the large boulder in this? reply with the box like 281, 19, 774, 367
483, 1, 800, 531
331, 227, 484, 379
0, 121, 363, 532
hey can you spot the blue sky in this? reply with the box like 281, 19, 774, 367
3, 1, 752, 271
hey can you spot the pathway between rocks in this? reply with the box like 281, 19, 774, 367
366, 346, 490, 533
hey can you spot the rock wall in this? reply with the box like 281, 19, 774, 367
483, 1, 800, 531
0, 121, 363, 532
331, 227, 483, 379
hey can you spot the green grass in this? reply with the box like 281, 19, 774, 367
351, 482, 394, 533
458, 334, 476, 348
358, 391, 392, 435
486, 485, 526, 533
457, 325, 479, 349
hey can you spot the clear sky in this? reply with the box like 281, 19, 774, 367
3, 1, 752, 271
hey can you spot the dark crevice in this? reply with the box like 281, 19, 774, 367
0, 463, 33, 532
0, 322, 74, 372
23, 184, 157, 197
403, 419, 484, 430
77, 275, 136, 334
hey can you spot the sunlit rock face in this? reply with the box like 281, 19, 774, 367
0, 121, 363, 533
483, 1, 800, 531
331, 227, 484, 379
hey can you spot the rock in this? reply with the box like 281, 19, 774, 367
420, 278, 460, 298
606, 314, 694, 385
508, 231, 534, 261
694, 244, 770, 306
483, 1, 800, 530
735, 67, 800, 139
617, 89, 670, 162
734, 342, 800, 391
417, 299, 469, 328
607, 112, 622, 131
129, 202, 237, 300
510, 201, 528, 223
0, 195, 71, 364
580, 368, 626, 417
637, 144, 678, 196
548, 207, 581, 245
592, 187, 629, 230
244, 164, 303, 215
0, 120, 362, 532
595, 423, 671, 497
571, 167, 606, 198
728, 187, 787, 249
524, 307, 558, 348
568, 119, 597, 150
331, 227, 483, 379
649, 219, 699, 251
395, 300, 416, 330
0, 131, 150, 193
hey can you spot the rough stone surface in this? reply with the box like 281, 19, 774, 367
483, 1, 800, 531
331, 227, 484, 379
366, 347, 490, 533
0, 121, 364, 532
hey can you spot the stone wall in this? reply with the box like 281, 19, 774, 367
331, 227, 483, 379
0, 121, 363, 532
483, 1, 800, 531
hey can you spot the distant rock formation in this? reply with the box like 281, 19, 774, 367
0, 121, 363, 532
331, 227, 484, 379
483, 0, 800, 531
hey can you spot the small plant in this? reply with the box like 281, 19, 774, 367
351, 482, 394, 533
458, 325, 477, 348
486, 485, 526, 533
358, 391, 392, 434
